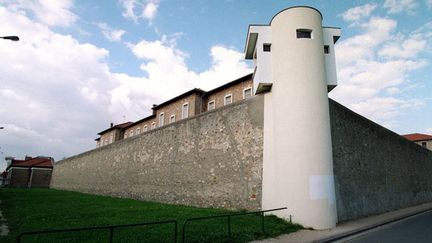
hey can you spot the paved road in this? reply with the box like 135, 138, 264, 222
342, 210, 432, 243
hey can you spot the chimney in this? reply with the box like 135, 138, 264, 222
25, 155, 32, 160
152, 104, 158, 115
5, 156, 14, 167
110, 122, 114, 128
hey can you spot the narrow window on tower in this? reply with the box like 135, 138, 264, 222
263, 43, 271, 52
296, 29, 312, 39
324, 45, 330, 54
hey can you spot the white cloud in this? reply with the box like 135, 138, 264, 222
336, 17, 397, 66
120, 0, 137, 22
143, 1, 159, 20
0, 5, 113, 165
426, 128, 432, 134
427, 0, 432, 9
120, 0, 160, 23
330, 13, 430, 128
386, 87, 401, 95
379, 38, 427, 59
351, 97, 422, 122
98, 22, 126, 42
128, 38, 251, 99
384, 0, 418, 14
340, 3, 377, 22
0, 0, 77, 27
0, 5, 251, 171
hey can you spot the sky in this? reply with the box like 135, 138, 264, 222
0, 0, 431, 170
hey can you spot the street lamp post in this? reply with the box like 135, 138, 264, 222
0, 36, 19, 41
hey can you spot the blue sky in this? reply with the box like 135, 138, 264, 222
0, 0, 431, 170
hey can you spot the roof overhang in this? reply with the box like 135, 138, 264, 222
255, 83, 273, 94
323, 26, 341, 44
245, 31, 258, 59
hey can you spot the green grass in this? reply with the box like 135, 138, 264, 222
0, 188, 301, 242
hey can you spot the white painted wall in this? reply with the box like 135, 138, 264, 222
323, 27, 341, 90
257, 6, 339, 229
247, 26, 272, 94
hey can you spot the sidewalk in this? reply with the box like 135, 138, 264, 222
252, 202, 432, 243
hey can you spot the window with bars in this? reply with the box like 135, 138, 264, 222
296, 29, 312, 39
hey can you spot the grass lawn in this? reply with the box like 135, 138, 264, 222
0, 188, 301, 242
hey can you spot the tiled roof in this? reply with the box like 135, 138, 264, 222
123, 114, 156, 129
152, 88, 206, 110
151, 73, 253, 110
8, 156, 54, 169
402, 133, 432, 142
98, 121, 134, 135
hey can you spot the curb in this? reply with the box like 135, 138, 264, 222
315, 208, 432, 243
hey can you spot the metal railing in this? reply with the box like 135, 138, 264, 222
17, 207, 288, 243
181, 207, 287, 243
17, 220, 177, 243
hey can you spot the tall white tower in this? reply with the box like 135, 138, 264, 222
245, 6, 341, 229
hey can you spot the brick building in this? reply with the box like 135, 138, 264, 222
402, 133, 432, 151
96, 121, 133, 147
3, 156, 54, 188
97, 74, 253, 146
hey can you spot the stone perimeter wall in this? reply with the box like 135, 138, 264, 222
330, 99, 432, 222
52, 96, 432, 221
51, 96, 264, 211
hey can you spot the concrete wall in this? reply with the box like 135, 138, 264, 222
329, 99, 432, 222
51, 96, 264, 210
52, 94, 432, 222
